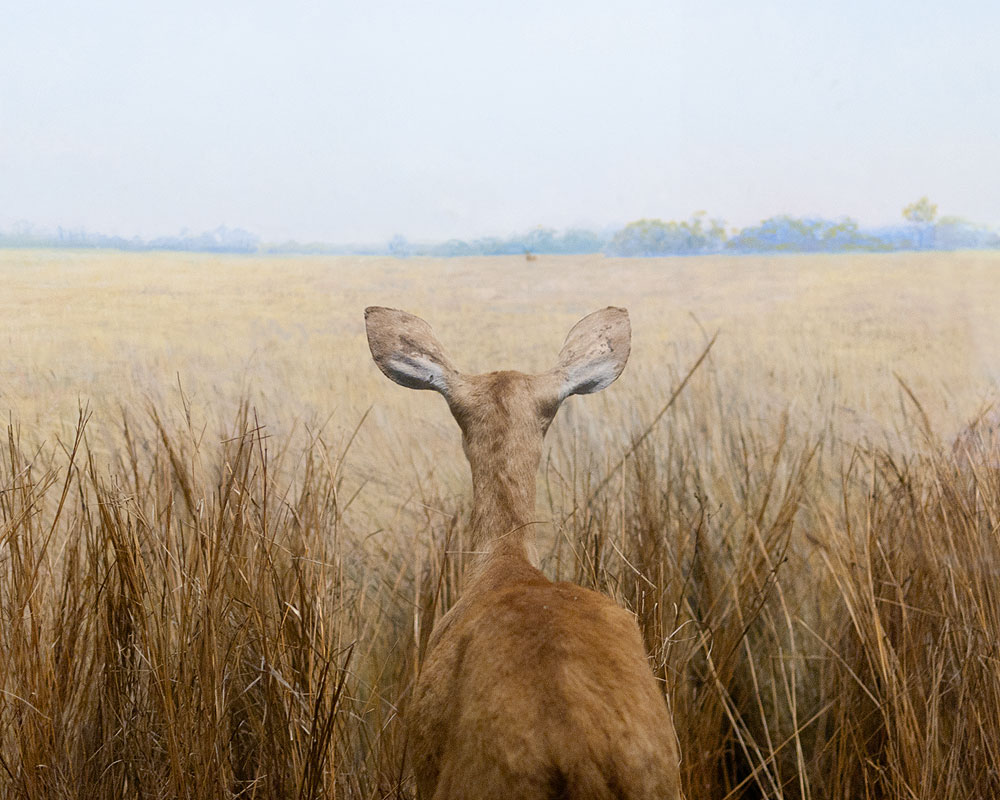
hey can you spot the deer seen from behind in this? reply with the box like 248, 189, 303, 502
365, 306, 681, 800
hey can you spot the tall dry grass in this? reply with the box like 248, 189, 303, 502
0, 403, 409, 799
2, 354, 998, 799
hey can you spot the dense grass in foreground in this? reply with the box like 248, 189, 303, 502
2, 372, 997, 799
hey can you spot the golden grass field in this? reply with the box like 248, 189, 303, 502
1, 248, 999, 799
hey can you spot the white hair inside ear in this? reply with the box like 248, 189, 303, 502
365, 306, 461, 396
382, 353, 451, 393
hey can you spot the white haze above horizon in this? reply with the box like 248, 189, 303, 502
1, 0, 998, 244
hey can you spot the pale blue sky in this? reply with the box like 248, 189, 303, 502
2, 0, 998, 242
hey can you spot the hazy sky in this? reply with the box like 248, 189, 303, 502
2, 1, 998, 242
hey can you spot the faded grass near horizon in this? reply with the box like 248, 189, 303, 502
1, 248, 999, 799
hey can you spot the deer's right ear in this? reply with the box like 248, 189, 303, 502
552, 306, 631, 400
365, 307, 458, 394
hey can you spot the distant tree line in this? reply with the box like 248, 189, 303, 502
600, 199, 1000, 256
383, 227, 608, 258
0, 223, 260, 253
3, 198, 998, 256
381, 200, 999, 257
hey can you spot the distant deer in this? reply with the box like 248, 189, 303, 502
365, 306, 681, 800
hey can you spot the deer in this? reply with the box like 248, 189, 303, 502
365, 306, 681, 800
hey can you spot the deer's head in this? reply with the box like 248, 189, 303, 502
366, 306, 629, 451
365, 306, 631, 539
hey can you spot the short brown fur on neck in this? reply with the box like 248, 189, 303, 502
449, 370, 560, 561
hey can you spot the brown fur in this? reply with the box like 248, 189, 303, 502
365, 307, 681, 800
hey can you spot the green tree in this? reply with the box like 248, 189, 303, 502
902, 196, 937, 224
902, 197, 938, 249
607, 212, 726, 256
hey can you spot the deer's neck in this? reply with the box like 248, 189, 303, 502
465, 441, 540, 562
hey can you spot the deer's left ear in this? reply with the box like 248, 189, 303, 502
550, 307, 631, 400
365, 306, 461, 394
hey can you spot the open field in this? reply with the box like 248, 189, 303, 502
2, 249, 1000, 799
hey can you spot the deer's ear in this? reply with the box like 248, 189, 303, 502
552, 307, 631, 399
365, 307, 459, 394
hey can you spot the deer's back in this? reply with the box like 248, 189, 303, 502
409, 562, 681, 800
